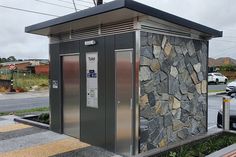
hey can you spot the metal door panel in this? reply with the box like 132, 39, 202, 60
115, 49, 133, 156
80, 38, 106, 148
62, 55, 80, 138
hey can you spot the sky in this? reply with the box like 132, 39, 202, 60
0, 0, 235, 59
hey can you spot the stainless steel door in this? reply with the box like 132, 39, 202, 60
115, 49, 133, 156
62, 54, 80, 139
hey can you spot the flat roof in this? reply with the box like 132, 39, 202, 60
25, 0, 222, 38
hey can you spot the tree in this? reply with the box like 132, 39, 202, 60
219, 64, 236, 71
7, 56, 16, 62
0, 58, 7, 63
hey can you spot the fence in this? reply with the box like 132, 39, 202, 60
0, 69, 32, 77
0, 69, 33, 88
0, 79, 11, 89
220, 71, 236, 80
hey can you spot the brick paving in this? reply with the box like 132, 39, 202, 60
224, 150, 236, 157
0, 115, 119, 157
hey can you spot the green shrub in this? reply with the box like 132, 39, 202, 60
219, 64, 236, 71
163, 133, 236, 157
38, 113, 49, 124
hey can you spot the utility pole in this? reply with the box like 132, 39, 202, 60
72, 0, 77, 12
97, 0, 103, 5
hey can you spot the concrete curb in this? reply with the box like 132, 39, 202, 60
206, 143, 236, 157
4, 92, 17, 95
14, 117, 49, 130
216, 92, 227, 95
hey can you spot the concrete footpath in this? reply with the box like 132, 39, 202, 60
0, 90, 49, 100
0, 115, 119, 157
3, 114, 236, 157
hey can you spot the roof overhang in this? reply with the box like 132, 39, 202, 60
26, 8, 143, 36
25, 0, 223, 38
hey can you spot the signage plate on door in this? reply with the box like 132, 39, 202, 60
86, 52, 98, 108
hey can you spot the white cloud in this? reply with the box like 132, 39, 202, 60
0, 0, 235, 59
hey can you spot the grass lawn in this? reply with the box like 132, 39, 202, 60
0, 107, 49, 116
0, 72, 48, 91
14, 74, 48, 90
208, 90, 225, 93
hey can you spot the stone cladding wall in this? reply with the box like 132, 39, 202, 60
140, 32, 208, 152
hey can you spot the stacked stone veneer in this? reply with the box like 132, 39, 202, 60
139, 32, 208, 152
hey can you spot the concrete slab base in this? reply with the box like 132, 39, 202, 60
0, 115, 120, 157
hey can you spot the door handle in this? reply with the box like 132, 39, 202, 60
117, 101, 121, 105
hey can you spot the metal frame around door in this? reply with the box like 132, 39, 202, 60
115, 49, 134, 156
61, 53, 80, 139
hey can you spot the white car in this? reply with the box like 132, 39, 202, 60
208, 73, 228, 84
226, 80, 236, 96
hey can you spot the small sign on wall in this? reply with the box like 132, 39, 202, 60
86, 52, 98, 108
84, 40, 96, 46
52, 80, 58, 89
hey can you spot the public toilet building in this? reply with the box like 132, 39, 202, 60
26, 0, 222, 156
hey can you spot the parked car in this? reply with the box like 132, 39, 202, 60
226, 80, 236, 96
217, 96, 236, 130
208, 73, 228, 84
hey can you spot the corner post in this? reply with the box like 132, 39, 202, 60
223, 96, 230, 131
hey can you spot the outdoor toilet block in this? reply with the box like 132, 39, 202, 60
25, 0, 222, 156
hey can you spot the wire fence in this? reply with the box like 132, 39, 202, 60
0, 69, 48, 90
0, 69, 32, 78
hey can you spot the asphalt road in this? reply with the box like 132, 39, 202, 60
208, 95, 222, 129
208, 83, 230, 128
0, 97, 49, 112
208, 84, 226, 91
208, 94, 236, 129
0, 90, 227, 129
0, 91, 49, 113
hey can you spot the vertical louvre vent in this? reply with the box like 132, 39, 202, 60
49, 20, 134, 44
50, 36, 60, 44
141, 25, 191, 37
60, 32, 71, 41
101, 20, 134, 36
72, 26, 99, 40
